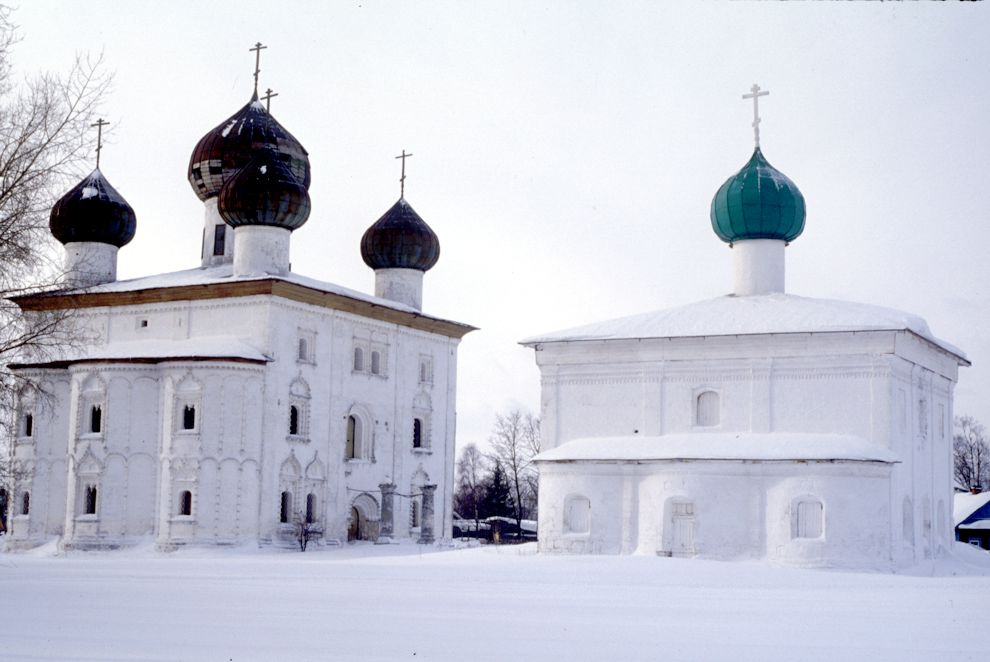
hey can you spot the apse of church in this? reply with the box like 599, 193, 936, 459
5, 45, 474, 551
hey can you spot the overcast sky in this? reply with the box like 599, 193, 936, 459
11, 2, 990, 449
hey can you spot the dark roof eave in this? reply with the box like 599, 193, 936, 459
9, 355, 270, 370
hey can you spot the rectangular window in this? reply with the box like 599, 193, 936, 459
796, 500, 823, 538
23, 413, 33, 437
419, 357, 433, 384
179, 490, 193, 516
213, 224, 226, 256
84, 485, 98, 515
182, 405, 196, 431
90, 405, 102, 434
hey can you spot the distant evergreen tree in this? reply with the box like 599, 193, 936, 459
481, 459, 514, 519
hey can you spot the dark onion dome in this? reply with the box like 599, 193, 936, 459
217, 144, 311, 230
711, 147, 806, 244
49, 169, 136, 247
188, 95, 311, 202
361, 197, 440, 271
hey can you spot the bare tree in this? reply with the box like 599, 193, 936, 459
0, 7, 111, 521
488, 409, 541, 534
454, 443, 486, 531
954, 415, 990, 491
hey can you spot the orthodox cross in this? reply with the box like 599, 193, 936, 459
250, 41, 267, 96
261, 88, 278, 113
742, 83, 769, 148
395, 149, 413, 197
91, 118, 109, 168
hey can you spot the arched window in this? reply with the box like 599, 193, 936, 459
353, 347, 364, 372
84, 485, 98, 515
90, 405, 102, 434
371, 350, 381, 375
20, 491, 30, 516
182, 405, 196, 431
280, 491, 292, 523
289, 406, 300, 436
564, 496, 591, 534
413, 418, 423, 448
411, 499, 421, 528
306, 493, 317, 524
179, 490, 193, 516
346, 416, 358, 458
695, 391, 719, 427
793, 499, 823, 539
23, 413, 33, 437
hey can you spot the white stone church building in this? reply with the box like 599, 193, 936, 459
524, 89, 968, 569
5, 74, 472, 550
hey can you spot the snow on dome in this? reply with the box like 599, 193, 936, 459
522, 292, 965, 359
217, 145, 311, 230
49, 169, 136, 248
188, 96, 310, 202
535, 432, 898, 464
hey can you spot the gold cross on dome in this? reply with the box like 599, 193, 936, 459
742, 83, 770, 148
395, 149, 414, 197
91, 118, 110, 168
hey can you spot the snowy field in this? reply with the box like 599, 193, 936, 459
3, 541, 990, 662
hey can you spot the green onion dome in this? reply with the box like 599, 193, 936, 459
217, 144, 311, 231
49, 169, 136, 247
711, 147, 805, 244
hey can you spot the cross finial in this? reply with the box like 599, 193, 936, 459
91, 118, 109, 169
261, 88, 278, 113
395, 149, 413, 198
250, 41, 267, 97
742, 83, 770, 148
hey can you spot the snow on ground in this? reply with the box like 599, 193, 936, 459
3, 540, 990, 662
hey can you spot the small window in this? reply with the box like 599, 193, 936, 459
289, 406, 300, 436
794, 500, 823, 539
419, 358, 433, 384
371, 350, 381, 375
213, 224, 226, 256
673, 501, 695, 516
280, 491, 292, 523
564, 496, 591, 534
695, 391, 719, 427
306, 493, 316, 524
84, 485, 98, 515
21, 491, 30, 516
139, 319, 149, 328
413, 418, 423, 449
353, 347, 364, 372
297, 338, 308, 361
411, 500, 421, 528
90, 405, 102, 434
23, 413, 33, 438
179, 490, 193, 516
182, 405, 196, 431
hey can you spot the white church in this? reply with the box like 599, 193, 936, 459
525, 87, 968, 569
5, 62, 473, 550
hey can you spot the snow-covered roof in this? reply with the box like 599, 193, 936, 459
954, 492, 990, 526
13, 263, 474, 339
12, 336, 269, 369
534, 432, 898, 464
522, 293, 965, 361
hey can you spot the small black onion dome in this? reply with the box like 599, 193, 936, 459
49, 169, 136, 247
188, 95, 310, 202
217, 144, 311, 230
361, 198, 440, 271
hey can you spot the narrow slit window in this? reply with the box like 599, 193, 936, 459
297, 338, 308, 361
280, 491, 291, 523
353, 347, 364, 372
346, 415, 359, 459
306, 493, 316, 524
413, 418, 423, 449
179, 490, 193, 516
21, 491, 30, 516
23, 413, 33, 437
182, 405, 196, 431
289, 406, 300, 436
213, 224, 226, 256
84, 485, 98, 515
90, 405, 102, 434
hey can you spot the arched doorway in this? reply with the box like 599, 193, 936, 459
348, 493, 380, 542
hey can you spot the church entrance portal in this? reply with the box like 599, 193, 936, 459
347, 494, 380, 542
665, 499, 696, 557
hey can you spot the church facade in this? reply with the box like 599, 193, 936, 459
524, 89, 967, 569
5, 70, 472, 550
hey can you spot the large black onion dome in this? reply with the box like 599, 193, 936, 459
49, 169, 136, 247
361, 198, 440, 271
217, 145, 311, 230
188, 96, 310, 202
